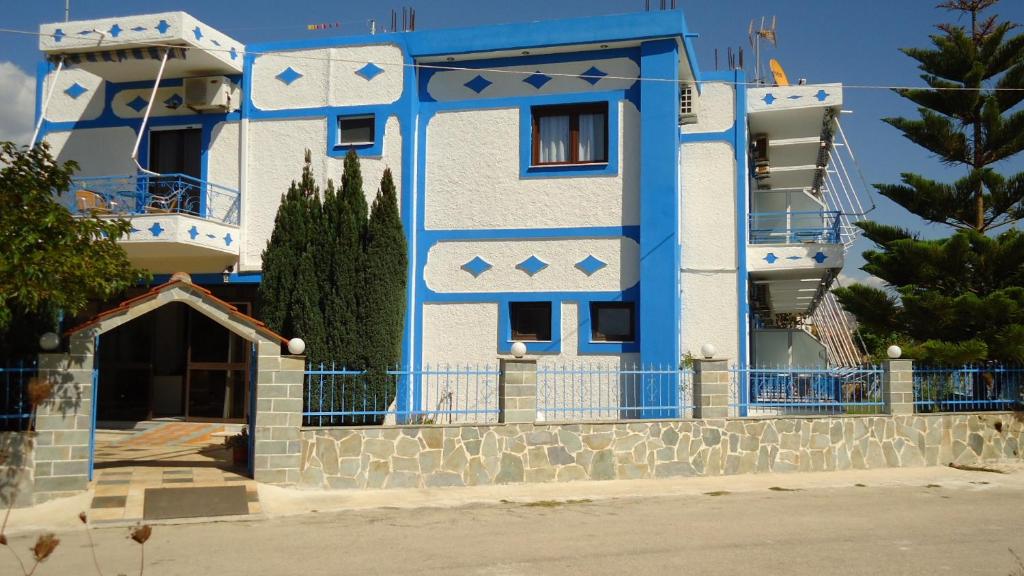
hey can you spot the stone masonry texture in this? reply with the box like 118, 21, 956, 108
298, 413, 1024, 490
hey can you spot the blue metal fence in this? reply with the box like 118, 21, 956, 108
303, 363, 500, 426
748, 210, 842, 245
1, 360, 36, 431
70, 172, 241, 225
536, 363, 694, 421
730, 366, 885, 416
913, 365, 1023, 413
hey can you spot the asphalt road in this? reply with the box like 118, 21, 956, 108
5, 468, 1024, 575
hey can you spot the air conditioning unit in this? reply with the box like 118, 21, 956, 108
184, 76, 232, 112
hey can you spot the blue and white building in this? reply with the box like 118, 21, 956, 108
33, 9, 861, 421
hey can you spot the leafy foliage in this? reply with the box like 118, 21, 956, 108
0, 142, 147, 354
837, 1, 1024, 363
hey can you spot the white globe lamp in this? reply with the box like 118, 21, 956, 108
510, 341, 527, 359
287, 338, 306, 355
886, 345, 902, 359
39, 332, 60, 351
700, 343, 717, 360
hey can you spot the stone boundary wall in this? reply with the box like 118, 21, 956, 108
298, 413, 1024, 489
1, 432, 34, 508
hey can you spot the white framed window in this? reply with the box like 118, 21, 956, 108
337, 115, 375, 146
679, 84, 698, 125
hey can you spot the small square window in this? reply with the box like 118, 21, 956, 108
590, 302, 635, 342
510, 302, 552, 342
531, 103, 608, 166
338, 115, 375, 146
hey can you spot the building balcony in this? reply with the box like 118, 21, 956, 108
749, 210, 841, 245
70, 173, 240, 274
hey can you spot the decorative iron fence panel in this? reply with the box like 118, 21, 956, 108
730, 366, 884, 416
303, 363, 500, 426
913, 365, 1023, 413
70, 173, 241, 225
1, 360, 36, 432
537, 363, 694, 421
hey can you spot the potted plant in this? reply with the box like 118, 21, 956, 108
224, 428, 249, 466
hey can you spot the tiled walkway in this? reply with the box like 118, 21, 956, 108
89, 421, 260, 523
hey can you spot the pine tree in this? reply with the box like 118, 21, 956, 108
257, 151, 327, 364
835, 0, 1024, 363
363, 168, 408, 404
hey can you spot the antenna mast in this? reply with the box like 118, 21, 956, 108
748, 16, 778, 85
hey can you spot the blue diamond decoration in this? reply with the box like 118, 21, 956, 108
187, 225, 199, 240
163, 93, 183, 108
53, 28, 65, 42
126, 96, 148, 112
815, 89, 829, 102
516, 255, 549, 276
762, 93, 776, 105
580, 66, 607, 86
156, 20, 170, 34
229, 47, 238, 60
129, 226, 140, 234
64, 82, 87, 99
206, 234, 216, 239
108, 24, 122, 38
763, 253, 778, 264
148, 222, 164, 237
523, 71, 552, 89
276, 66, 303, 85
812, 251, 828, 264
575, 255, 607, 276
131, 26, 147, 32
210, 39, 221, 47
193, 26, 203, 41
461, 256, 492, 278
786, 255, 802, 260
788, 94, 802, 100
464, 75, 492, 94
356, 62, 384, 81
224, 233, 233, 246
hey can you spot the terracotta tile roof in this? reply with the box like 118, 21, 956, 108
66, 279, 288, 345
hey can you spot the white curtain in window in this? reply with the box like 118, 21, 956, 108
578, 113, 606, 162
538, 115, 569, 163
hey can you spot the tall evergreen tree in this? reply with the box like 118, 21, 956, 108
257, 151, 327, 364
835, 0, 1024, 363
363, 168, 408, 397
335, 149, 368, 368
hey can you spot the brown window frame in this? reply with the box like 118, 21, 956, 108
531, 102, 609, 166
509, 301, 553, 342
589, 301, 635, 343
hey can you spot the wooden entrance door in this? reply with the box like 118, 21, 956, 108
184, 304, 250, 422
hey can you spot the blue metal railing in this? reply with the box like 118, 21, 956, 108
303, 363, 500, 426
1, 360, 36, 431
537, 363, 694, 421
913, 365, 1023, 413
749, 210, 842, 245
730, 365, 885, 416
69, 173, 240, 225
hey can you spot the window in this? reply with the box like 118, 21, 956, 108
531, 103, 608, 166
679, 83, 698, 126
589, 302, 635, 342
509, 302, 553, 341
337, 115, 375, 146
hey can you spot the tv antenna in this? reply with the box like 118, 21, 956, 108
748, 16, 778, 85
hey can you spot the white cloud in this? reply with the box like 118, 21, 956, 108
836, 271, 888, 291
0, 62, 36, 147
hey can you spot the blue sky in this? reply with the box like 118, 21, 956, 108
1, 0, 1023, 284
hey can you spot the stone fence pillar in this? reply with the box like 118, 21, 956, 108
883, 359, 914, 415
693, 358, 730, 419
252, 338, 305, 486
499, 359, 537, 424
33, 333, 95, 503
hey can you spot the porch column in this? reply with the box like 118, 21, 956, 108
883, 359, 914, 415
32, 333, 95, 503
252, 337, 304, 485
693, 358, 730, 419
499, 358, 537, 424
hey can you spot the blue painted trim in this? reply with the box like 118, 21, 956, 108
679, 129, 734, 144
638, 39, 681, 418
422, 226, 639, 243
398, 47, 418, 421
34, 60, 49, 143
498, 298, 562, 354
518, 100, 620, 179
88, 336, 99, 482
148, 272, 263, 285
422, 289, 631, 303
327, 106, 391, 158
734, 69, 750, 414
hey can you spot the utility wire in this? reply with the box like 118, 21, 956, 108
3, 27, 1024, 92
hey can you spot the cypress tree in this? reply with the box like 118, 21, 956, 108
335, 149, 368, 369
363, 168, 408, 406
834, 0, 1024, 363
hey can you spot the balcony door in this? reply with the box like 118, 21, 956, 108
148, 128, 202, 215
